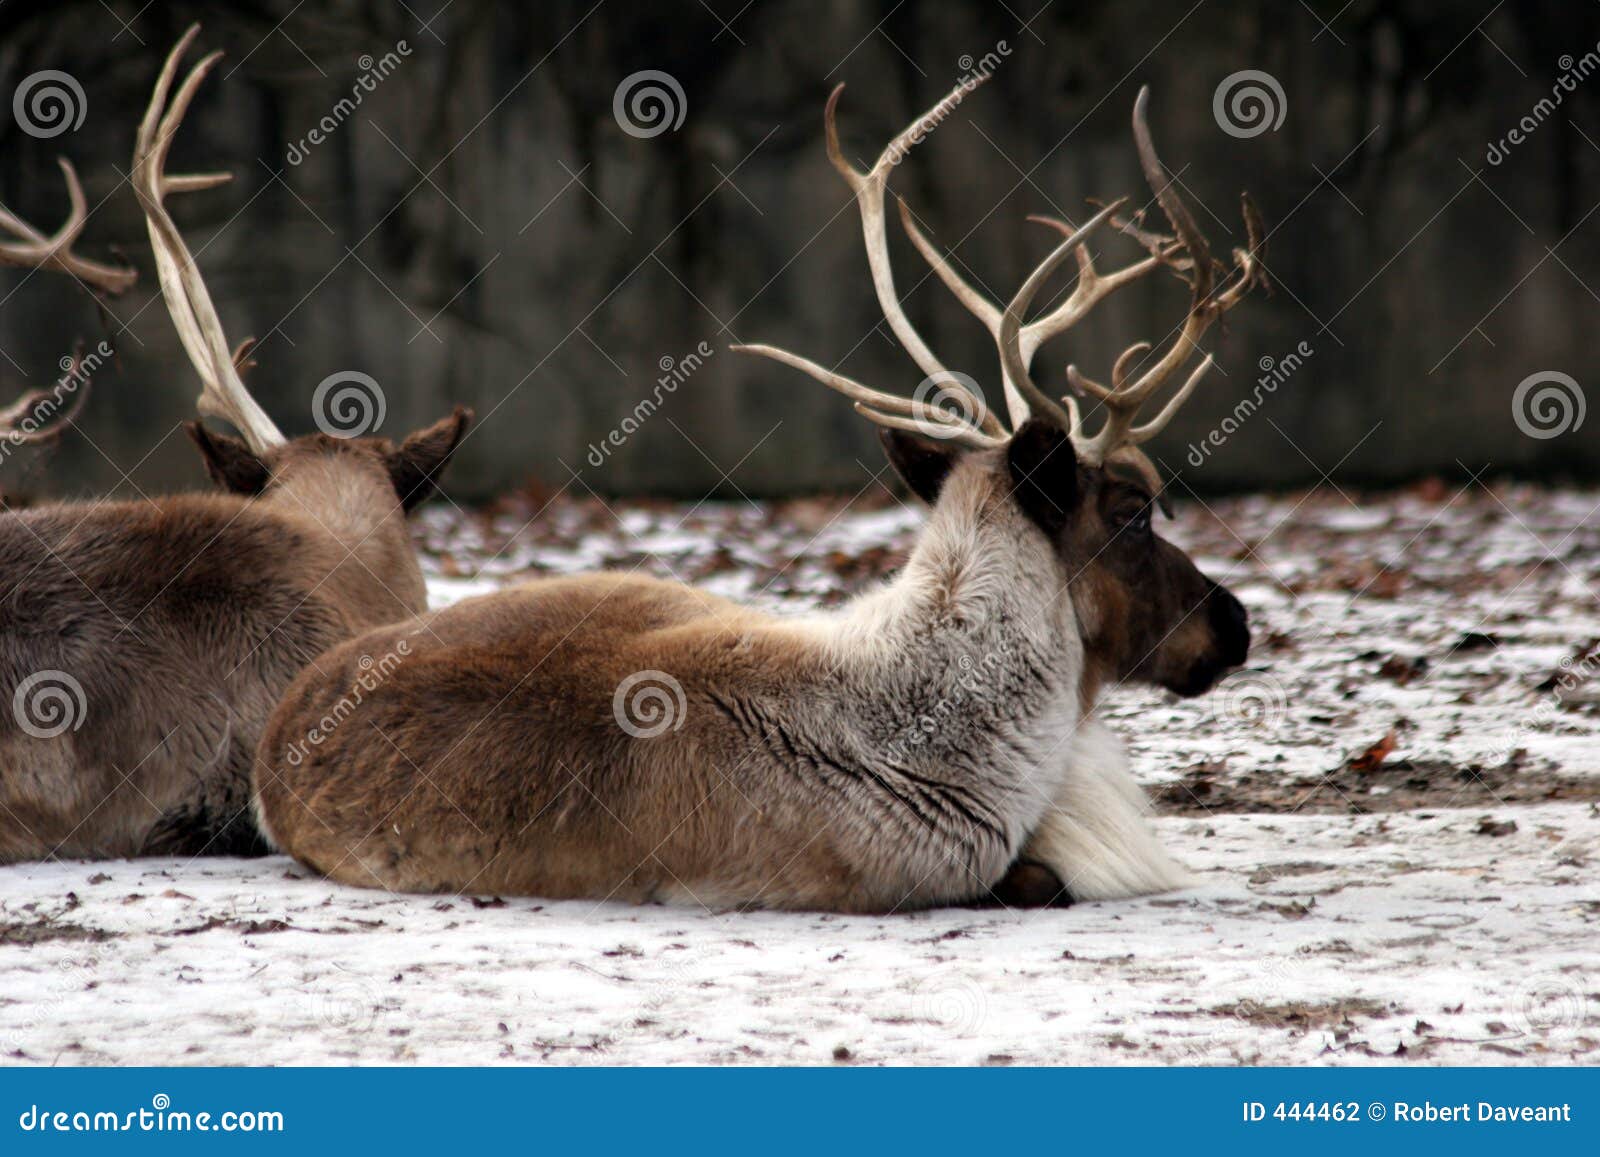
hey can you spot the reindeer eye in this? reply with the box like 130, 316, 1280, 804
1121, 507, 1152, 536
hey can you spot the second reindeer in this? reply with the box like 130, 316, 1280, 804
254, 78, 1260, 910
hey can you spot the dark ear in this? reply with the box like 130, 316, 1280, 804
184, 421, 270, 495
386, 406, 473, 511
1006, 418, 1079, 536
878, 427, 959, 505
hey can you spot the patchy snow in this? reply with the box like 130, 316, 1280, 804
2, 483, 1597, 1065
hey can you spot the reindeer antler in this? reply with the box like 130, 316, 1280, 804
1062, 87, 1266, 498
0, 149, 135, 447
133, 25, 285, 454
737, 80, 1264, 499
0, 159, 137, 294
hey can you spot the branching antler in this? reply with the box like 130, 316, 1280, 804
0, 147, 135, 446
0, 159, 137, 294
1062, 87, 1266, 498
133, 24, 285, 454
736, 79, 1265, 501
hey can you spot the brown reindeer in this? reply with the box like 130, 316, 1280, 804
255, 78, 1260, 912
0, 27, 471, 862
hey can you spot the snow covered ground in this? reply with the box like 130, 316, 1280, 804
2, 483, 1597, 1065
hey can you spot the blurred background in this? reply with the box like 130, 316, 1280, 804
0, 0, 1596, 501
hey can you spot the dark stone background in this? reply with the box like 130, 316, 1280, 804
1, 0, 1596, 501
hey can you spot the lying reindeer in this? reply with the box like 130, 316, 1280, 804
0, 27, 470, 862
255, 78, 1260, 911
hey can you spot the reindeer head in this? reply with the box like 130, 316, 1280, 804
735, 80, 1264, 700
136, 27, 471, 514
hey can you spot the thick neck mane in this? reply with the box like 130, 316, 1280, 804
816, 460, 1086, 743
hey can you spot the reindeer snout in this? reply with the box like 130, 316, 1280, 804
1206, 581, 1250, 669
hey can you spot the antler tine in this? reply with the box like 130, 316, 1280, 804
1066, 86, 1265, 503
996, 198, 1125, 431
0, 348, 92, 446
825, 81, 1001, 437
729, 342, 1003, 451
899, 197, 1163, 429
133, 24, 284, 454
0, 158, 137, 294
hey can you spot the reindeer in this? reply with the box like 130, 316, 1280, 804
0, 27, 471, 862
254, 77, 1261, 912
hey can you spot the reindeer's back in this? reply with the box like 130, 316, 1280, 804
0, 495, 356, 860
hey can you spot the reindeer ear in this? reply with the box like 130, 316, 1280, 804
879, 427, 959, 505
386, 406, 473, 511
184, 421, 270, 495
1007, 418, 1079, 536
